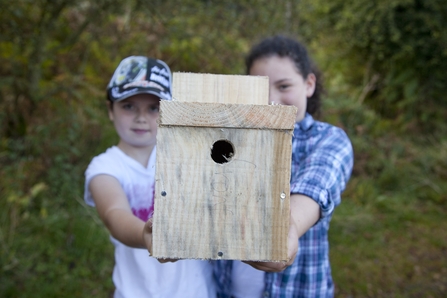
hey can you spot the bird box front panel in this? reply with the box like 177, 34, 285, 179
153, 124, 292, 261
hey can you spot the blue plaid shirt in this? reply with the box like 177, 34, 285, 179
214, 113, 354, 298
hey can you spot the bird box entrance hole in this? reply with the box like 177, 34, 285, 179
211, 139, 234, 164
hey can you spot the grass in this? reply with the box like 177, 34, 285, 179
0, 195, 115, 297
331, 188, 447, 297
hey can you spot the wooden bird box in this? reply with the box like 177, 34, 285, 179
152, 73, 297, 261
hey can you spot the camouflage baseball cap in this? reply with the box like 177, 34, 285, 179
107, 56, 172, 102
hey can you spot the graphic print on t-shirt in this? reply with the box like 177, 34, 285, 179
130, 182, 155, 221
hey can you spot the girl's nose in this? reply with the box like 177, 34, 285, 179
135, 111, 148, 123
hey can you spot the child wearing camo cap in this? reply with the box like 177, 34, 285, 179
84, 56, 216, 297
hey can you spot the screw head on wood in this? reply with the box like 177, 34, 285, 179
217, 251, 223, 257
161, 191, 167, 197
280, 192, 286, 199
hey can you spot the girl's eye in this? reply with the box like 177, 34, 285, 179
279, 84, 289, 91
122, 103, 134, 110
149, 105, 160, 113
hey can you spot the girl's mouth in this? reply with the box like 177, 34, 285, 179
132, 129, 149, 134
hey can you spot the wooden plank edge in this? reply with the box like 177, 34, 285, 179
159, 101, 298, 130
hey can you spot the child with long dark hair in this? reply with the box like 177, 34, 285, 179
215, 35, 354, 298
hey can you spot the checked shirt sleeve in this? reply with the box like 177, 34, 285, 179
290, 124, 354, 219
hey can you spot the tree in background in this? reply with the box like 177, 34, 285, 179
298, 0, 447, 132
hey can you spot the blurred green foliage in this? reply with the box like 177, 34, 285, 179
1, 0, 446, 296
299, 0, 447, 132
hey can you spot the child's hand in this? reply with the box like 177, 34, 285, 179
243, 194, 319, 272
143, 218, 154, 254
243, 213, 299, 272
143, 218, 179, 263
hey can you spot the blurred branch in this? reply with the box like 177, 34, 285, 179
28, 0, 74, 103
358, 74, 380, 105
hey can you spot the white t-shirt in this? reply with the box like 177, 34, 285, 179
84, 146, 216, 298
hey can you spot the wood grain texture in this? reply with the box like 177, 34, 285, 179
173, 72, 269, 105
153, 126, 291, 261
159, 101, 298, 130
153, 72, 293, 261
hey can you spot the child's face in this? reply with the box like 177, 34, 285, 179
108, 94, 160, 150
249, 55, 316, 122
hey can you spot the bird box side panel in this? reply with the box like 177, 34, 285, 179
153, 126, 291, 261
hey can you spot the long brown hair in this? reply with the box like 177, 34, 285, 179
245, 35, 324, 116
